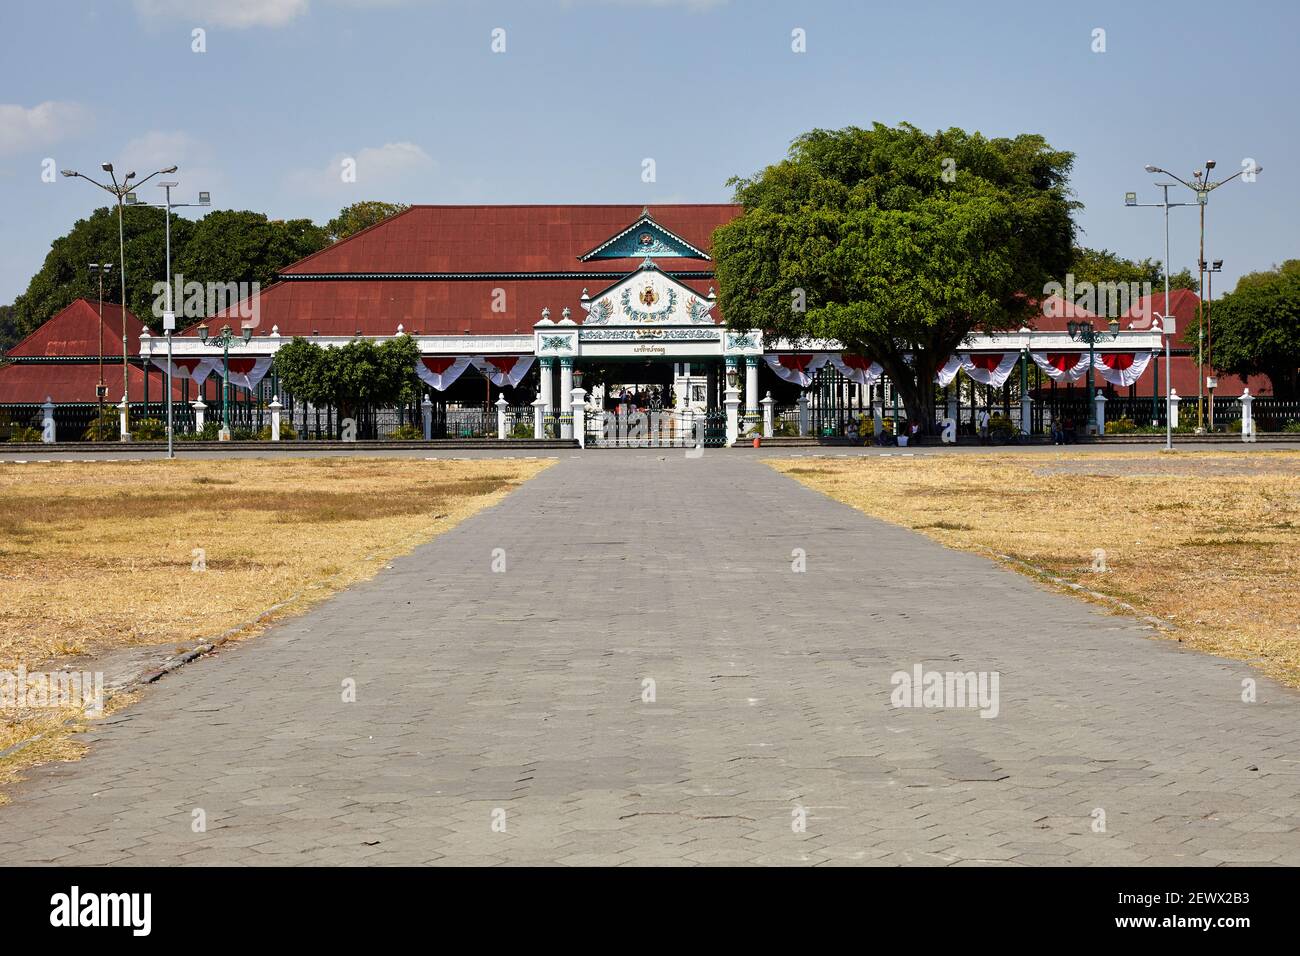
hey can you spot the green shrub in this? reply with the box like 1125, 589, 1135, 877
178, 421, 222, 441
1283, 420, 1300, 434
389, 423, 423, 441
508, 421, 533, 439
8, 426, 43, 443
82, 410, 120, 441
131, 418, 167, 440
1106, 418, 1138, 434
257, 423, 299, 440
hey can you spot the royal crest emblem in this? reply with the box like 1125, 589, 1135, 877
639, 285, 659, 307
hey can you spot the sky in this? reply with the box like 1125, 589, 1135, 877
1, 0, 1296, 305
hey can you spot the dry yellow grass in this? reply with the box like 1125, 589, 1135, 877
770, 451, 1300, 687
0, 456, 551, 798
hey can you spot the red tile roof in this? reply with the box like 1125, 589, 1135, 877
7, 299, 146, 358
280, 204, 741, 275
0, 361, 183, 404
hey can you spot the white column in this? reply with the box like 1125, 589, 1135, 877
724, 383, 741, 447
571, 386, 587, 448
1241, 388, 1254, 441
41, 396, 55, 443
193, 398, 206, 432
797, 392, 810, 437
269, 396, 283, 441
422, 395, 433, 440
496, 394, 509, 440
559, 359, 573, 439
744, 356, 759, 426
1020, 394, 1033, 438
532, 396, 547, 439
118, 397, 129, 441
1168, 388, 1180, 429
539, 357, 554, 416
760, 391, 775, 439
1094, 393, 1107, 436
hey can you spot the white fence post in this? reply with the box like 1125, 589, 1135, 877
797, 392, 810, 437
1168, 388, 1180, 430
1241, 388, 1254, 442
422, 395, 433, 440
496, 394, 509, 440
571, 386, 587, 448
760, 391, 775, 439
193, 398, 206, 433
532, 396, 547, 439
41, 396, 55, 443
1094, 393, 1107, 437
269, 396, 282, 441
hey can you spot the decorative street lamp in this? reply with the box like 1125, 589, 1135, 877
1144, 160, 1261, 431
197, 322, 252, 433
88, 262, 113, 434
61, 162, 178, 440
1066, 317, 1121, 433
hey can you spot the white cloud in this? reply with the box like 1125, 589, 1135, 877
0, 101, 90, 156
132, 0, 309, 29
285, 141, 436, 200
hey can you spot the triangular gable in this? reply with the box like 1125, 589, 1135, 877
578, 209, 712, 262
581, 261, 716, 326
7, 299, 145, 358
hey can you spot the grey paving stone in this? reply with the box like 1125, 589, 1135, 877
1, 453, 1298, 866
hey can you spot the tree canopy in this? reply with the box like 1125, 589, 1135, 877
711, 123, 1078, 427
273, 334, 421, 419
1067, 246, 1198, 294
1202, 260, 1300, 397
325, 201, 409, 242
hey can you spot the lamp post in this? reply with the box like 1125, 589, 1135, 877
135, 183, 211, 458
61, 162, 178, 439
1201, 258, 1223, 429
197, 322, 252, 433
1066, 317, 1121, 433
88, 262, 113, 435
1143, 160, 1262, 431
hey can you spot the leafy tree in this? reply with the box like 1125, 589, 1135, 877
325, 201, 409, 242
1201, 260, 1300, 397
9, 205, 183, 339
273, 334, 420, 422
712, 123, 1077, 428
1067, 247, 1198, 294
0, 304, 19, 353
174, 210, 328, 304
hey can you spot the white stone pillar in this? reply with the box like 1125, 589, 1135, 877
118, 397, 129, 441
193, 398, 206, 433
1168, 388, 1180, 429
571, 386, 587, 448
1241, 388, 1254, 441
559, 358, 574, 439
744, 355, 760, 428
532, 396, 547, 439
269, 396, 283, 442
496, 394, 509, 440
539, 357, 554, 417
1094, 393, 1107, 436
41, 396, 55, 443
1020, 394, 1032, 438
422, 394, 433, 440
724, 383, 741, 447
797, 392, 810, 437
760, 391, 775, 439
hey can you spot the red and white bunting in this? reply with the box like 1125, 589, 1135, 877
1030, 352, 1092, 383
416, 356, 473, 391
1094, 352, 1152, 387
213, 357, 273, 390
151, 356, 219, 385
764, 353, 829, 387
960, 352, 1020, 388
830, 353, 883, 386
934, 355, 963, 387
473, 354, 536, 388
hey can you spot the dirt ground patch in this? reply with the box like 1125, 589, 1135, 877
0, 456, 551, 798
770, 450, 1300, 687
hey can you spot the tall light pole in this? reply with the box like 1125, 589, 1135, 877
1144, 160, 1262, 432
136, 183, 211, 458
1125, 182, 1191, 426
61, 162, 177, 440
88, 262, 113, 435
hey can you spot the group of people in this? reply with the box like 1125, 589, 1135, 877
1050, 415, 1078, 445
612, 386, 669, 414
844, 417, 921, 446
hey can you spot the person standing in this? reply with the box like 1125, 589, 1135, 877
977, 408, 990, 444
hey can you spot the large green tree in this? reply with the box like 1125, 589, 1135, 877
9, 208, 328, 340
712, 123, 1078, 428
1202, 260, 1300, 397
325, 201, 409, 242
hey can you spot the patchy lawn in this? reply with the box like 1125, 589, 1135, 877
770, 451, 1300, 687
0, 456, 551, 798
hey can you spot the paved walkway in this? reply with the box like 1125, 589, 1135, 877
3, 455, 1298, 865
